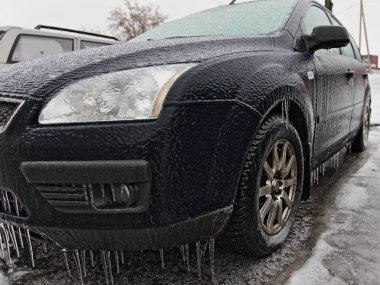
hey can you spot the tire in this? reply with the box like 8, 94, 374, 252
352, 104, 370, 152
222, 115, 304, 257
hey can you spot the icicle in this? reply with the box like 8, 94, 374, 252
337, 153, 339, 168
17, 227, 24, 249
106, 251, 114, 285
26, 230, 35, 267
14, 195, 20, 216
310, 171, 314, 187
81, 250, 87, 278
114, 250, 120, 274
90, 250, 95, 268
159, 248, 165, 269
43, 243, 47, 253
1, 192, 6, 211
73, 250, 84, 285
201, 240, 209, 258
4, 192, 11, 213
101, 251, 110, 285
120, 251, 125, 265
0, 224, 12, 262
8, 225, 20, 258
209, 238, 215, 283
0, 230, 4, 258
62, 249, 72, 275
185, 243, 190, 273
196, 241, 202, 279
316, 168, 319, 185
179, 245, 186, 263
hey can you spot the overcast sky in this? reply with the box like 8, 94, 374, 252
0, 0, 379, 55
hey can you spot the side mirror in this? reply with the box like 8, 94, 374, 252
299, 25, 350, 53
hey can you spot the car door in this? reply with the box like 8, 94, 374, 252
347, 37, 367, 132
329, 16, 368, 134
303, 5, 354, 163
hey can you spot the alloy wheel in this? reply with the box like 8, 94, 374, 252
258, 139, 297, 235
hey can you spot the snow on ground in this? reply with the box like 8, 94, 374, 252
287, 127, 380, 285
369, 74, 380, 124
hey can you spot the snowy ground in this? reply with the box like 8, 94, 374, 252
288, 127, 380, 285
369, 74, 380, 124
0, 76, 380, 285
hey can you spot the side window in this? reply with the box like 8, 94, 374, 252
80, 41, 110, 50
341, 42, 356, 60
10, 35, 74, 63
303, 6, 332, 34
350, 36, 362, 60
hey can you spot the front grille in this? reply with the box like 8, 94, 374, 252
35, 183, 143, 214
0, 190, 28, 217
0, 99, 23, 132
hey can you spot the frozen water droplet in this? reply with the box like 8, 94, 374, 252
196, 241, 202, 279
26, 229, 35, 267
159, 248, 165, 269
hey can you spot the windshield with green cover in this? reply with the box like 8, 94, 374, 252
132, 0, 297, 42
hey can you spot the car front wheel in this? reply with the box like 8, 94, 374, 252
222, 115, 304, 257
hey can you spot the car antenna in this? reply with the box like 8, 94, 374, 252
230, 0, 237, 4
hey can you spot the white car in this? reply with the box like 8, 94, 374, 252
0, 25, 119, 67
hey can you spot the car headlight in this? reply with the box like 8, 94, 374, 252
39, 64, 195, 125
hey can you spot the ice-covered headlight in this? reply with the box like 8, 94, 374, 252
39, 64, 195, 125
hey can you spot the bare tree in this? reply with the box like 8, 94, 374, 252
108, 0, 167, 41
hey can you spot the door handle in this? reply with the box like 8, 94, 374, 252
346, 70, 356, 79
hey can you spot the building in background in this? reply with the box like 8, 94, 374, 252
363, 54, 379, 70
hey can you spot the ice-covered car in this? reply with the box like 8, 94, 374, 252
0, 25, 118, 67
0, 0, 370, 271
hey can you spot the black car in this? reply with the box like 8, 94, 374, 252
0, 0, 370, 274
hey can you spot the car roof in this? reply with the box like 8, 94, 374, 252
0, 26, 22, 32
0, 26, 118, 43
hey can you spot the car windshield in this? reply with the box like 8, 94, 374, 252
131, 0, 297, 42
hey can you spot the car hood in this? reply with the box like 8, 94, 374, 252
0, 35, 274, 100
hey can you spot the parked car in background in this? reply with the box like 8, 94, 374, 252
0, 25, 119, 66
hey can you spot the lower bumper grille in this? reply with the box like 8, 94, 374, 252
34, 183, 149, 214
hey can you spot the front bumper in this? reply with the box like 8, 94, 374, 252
0, 98, 260, 250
